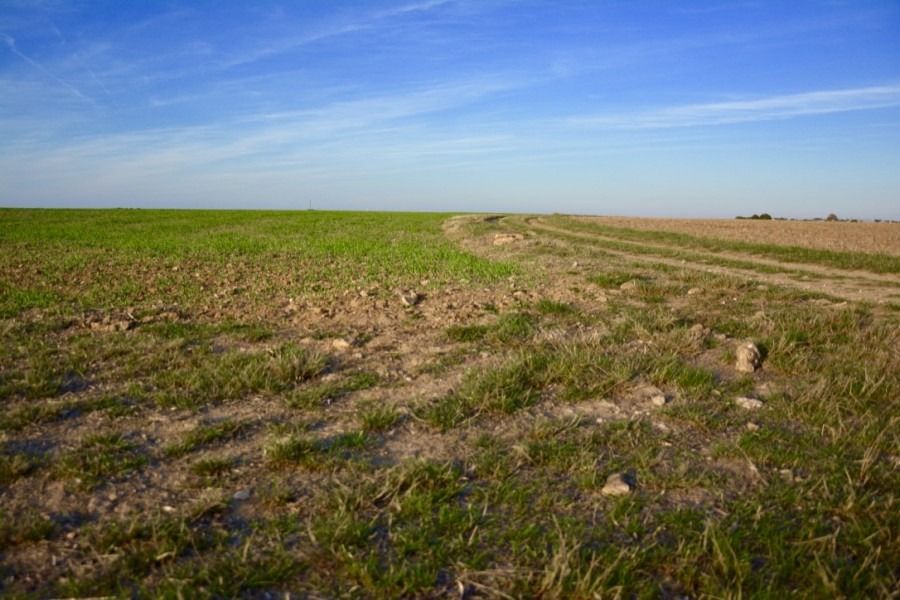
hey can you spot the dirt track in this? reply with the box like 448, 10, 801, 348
570, 215, 900, 255
483, 215, 899, 306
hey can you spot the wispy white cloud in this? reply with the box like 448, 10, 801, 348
218, 0, 457, 69
2, 32, 94, 103
668, 2, 763, 16
248, 75, 526, 133
46, 21, 119, 108
216, 23, 367, 69
1, 72, 524, 185
377, 0, 456, 18
218, 0, 459, 69
571, 86, 900, 129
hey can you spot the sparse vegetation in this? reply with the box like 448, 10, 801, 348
55, 431, 148, 490
163, 418, 251, 457
0, 209, 897, 597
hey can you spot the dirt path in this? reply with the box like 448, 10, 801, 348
490, 215, 899, 306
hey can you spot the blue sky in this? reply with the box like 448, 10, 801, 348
2, 1, 899, 219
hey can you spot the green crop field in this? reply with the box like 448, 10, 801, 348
1, 209, 897, 598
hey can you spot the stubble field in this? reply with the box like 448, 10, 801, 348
570, 215, 900, 255
1, 209, 898, 598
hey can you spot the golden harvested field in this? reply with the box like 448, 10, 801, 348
572, 216, 900, 255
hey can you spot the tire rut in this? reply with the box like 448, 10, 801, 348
504, 215, 899, 306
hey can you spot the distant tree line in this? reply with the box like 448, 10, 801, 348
734, 212, 896, 223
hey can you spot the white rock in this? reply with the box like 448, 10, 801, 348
601, 473, 633, 496
400, 291, 421, 306
688, 323, 707, 335
650, 395, 668, 407
735, 397, 764, 410
735, 341, 762, 373
233, 488, 252, 501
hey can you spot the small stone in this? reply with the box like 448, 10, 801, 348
754, 382, 777, 397
332, 338, 351, 351
619, 280, 639, 291
735, 397, 764, 410
233, 488, 252, 501
734, 341, 762, 373
400, 291, 421, 307
746, 421, 761, 431
635, 383, 665, 405
572, 261, 579, 268
601, 472, 634, 496
687, 287, 702, 295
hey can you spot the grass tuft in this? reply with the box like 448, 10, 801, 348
164, 419, 250, 457
56, 432, 148, 490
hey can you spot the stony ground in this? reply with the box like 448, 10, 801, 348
1, 211, 897, 598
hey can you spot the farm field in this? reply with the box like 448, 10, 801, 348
1, 209, 898, 597
568, 215, 900, 256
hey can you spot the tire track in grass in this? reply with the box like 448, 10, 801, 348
513, 216, 900, 306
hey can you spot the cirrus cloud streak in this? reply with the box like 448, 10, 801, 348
572, 85, 900, 129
